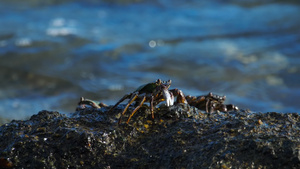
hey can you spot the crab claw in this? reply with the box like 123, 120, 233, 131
160, 81, 174, 107
163, 89, 174, 107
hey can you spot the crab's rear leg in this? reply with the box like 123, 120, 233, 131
126, 95, 146, 124
225, 104, 239, 112
77, 97, 101, 109
118, 93, 138, 124
107, 94, 131, 114
169, 88, 187, 104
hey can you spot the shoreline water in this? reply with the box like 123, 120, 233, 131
0, 0, 299, 122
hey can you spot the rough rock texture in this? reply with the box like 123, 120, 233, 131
0, 104, 299, 168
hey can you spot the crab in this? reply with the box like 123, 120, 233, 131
185, 92, 238, 113
107, 79, 187, 124
76, 97, 108, 111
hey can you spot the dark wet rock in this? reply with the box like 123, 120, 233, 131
0, 105, 299, 168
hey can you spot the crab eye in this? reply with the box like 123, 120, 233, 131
156, 79, 162, 85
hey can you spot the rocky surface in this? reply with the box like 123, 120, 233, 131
0, 104, 299, 168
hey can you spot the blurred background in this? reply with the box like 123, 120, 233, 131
0, 0, 299, 124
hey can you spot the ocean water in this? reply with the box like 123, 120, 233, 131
0, 0, 299, 123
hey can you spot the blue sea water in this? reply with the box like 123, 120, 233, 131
0, 0, 299, 122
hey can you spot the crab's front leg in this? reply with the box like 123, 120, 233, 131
149, 95, 155, 119
150, 89, 168, 118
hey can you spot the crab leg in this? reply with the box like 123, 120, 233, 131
169, 88, 187, 104
107, 94, 131, 114
150, 95, 154, 119
125, 95, 146, 124
77, 97, 101, 110
118, 93, 138, 124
